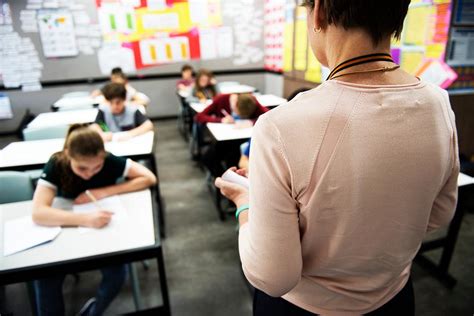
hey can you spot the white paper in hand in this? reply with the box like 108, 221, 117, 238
221, 170, 249, 189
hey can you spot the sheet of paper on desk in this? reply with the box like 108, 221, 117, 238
3, 216, 61, 257
73, 195, 128, 234
458, 173, 474, 187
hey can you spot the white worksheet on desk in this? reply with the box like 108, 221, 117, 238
73, 195, 128, 234
3, 216, 61, 257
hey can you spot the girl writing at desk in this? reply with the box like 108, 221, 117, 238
32, 124, 156, 316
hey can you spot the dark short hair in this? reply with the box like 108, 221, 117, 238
101, 83, 127, 101
181, 64, 193, 72
111, 67, 127, 80
237, 94, 258, 119
302, 0, 410, 45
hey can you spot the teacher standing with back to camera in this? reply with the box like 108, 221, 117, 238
216, 0, 459, 315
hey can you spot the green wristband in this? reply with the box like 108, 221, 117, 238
235, 204, 250, 219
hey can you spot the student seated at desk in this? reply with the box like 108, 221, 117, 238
199, 94, 268, 177
186, 69, 218, 103
195, 93, 268, 124
176, 64, 195, 96
91, 83, 154, 142
92, 67, 150, 106
32, 124, 156, 316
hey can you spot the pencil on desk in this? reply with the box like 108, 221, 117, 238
85, 190, 102, 209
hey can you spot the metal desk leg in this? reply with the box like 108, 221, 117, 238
156, 247, 171, 316
128, 263, 144, 311
149, 155, 166, 238
27, 282, 38, 316
438, 190, 467, 275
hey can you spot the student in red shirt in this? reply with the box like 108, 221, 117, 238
197, 93, 268, 177
195, 93, 268, 124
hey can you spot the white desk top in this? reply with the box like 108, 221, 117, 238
0, 131, 154, 169
189, 95, 285, 115
219, 84, 256, 94
207, 123, 253, 142
189, 100, 212, 114
0, 190, 155, 271
27, 109, 98, 129
256, 94, 287, 108
458, 172, 474, 187
53, 95, 97, 109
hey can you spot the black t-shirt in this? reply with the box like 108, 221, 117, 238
39, 152, 129, 199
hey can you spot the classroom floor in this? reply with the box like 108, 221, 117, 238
1, 119, 473, 315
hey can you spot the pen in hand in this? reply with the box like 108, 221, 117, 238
85, 190, 102, 209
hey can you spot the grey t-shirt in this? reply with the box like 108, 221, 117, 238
95, 105, 148, 132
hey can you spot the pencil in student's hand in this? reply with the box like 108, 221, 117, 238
85, 190, 102, 209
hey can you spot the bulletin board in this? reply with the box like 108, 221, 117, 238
279, 0, 457, 89
0, 0, 265, 91
446, 0, 474, 92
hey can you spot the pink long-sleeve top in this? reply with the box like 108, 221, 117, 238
240, 80, 459, 315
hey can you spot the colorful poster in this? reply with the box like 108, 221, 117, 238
96, 0, 229, 70
293, 6, 307, 71
305, 48, 322, 83
282, 1, 296, 73
394, 0, 453, 78
264, 0, 285, 72
37, 9, 78, 58
415, 60, 458, 88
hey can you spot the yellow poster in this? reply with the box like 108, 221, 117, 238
283, 22, 294, 72
135, 3, 192, 35
403, 6, 431, 46
401, 50, 425, 74
294, 7, 307, 71
426, 43, 445, 59
305, 48, 322, 83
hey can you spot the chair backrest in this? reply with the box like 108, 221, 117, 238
0, 171, 34, 203
23, 125, 69, 141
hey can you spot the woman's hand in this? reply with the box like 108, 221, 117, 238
215, 167, 249, 207
82, 211, 113, 228
74, 189, 109, 205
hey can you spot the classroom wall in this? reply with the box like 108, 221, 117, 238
265, 73, 284, 97
0, 72, 276, 134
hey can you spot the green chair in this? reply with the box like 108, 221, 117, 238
0, 172, 37, 313
22, 125, 69, 141
0, 171, 34, 204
